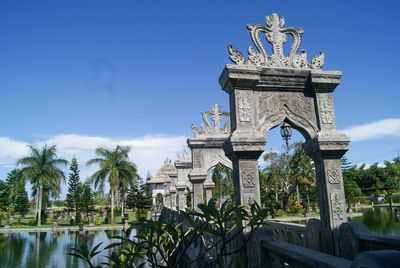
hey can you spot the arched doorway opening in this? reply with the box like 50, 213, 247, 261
156, 193, 163, 207
209, 163, 233, 208
259, 126, 317, 217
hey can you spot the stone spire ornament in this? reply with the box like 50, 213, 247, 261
228, 13, 324, 69
176, 145, 191, 162
191, 104, 230, 137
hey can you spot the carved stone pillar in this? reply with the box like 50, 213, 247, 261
175, 149, 192, 211
303, 133, 350, 255
170, 189, 176, 210
223, 133, 266, 208
204, 181, 215, 203
176, 182, 187, 211
189, 169, 206, 210
188, 143, 207, 210
163, 180, 171, 209
168, 172, 178, 210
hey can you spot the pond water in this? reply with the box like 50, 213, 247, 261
0, 229, 129, 268
351, 207, 400, 236
1, 208, 399, 267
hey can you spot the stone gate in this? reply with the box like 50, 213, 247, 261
188, 104, 232, 209
219, 13, 350, 255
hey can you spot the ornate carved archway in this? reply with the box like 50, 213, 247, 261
219, 13, 350, 255
188, 104, 232, 209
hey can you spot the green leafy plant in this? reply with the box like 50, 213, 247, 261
67, 242, 104, 268
69, 198, 267, 267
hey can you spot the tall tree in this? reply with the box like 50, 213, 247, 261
14, 186, 29, 218
66, 156, 82, 223
0, 181, 11, 212
290, 142, 315, 207
211, 163, 233, 207
79, 182, 95, 222
6, 169, 24, 207
86, 145, 138, 224
17, 144, 67, 226
263, 146, 296, 210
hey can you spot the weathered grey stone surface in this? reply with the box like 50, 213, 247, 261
350, 250, 400, 268
188, 104, 232, 209
219, 13, 350, 255
175, 146, 192, 210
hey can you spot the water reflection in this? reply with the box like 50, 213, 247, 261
351, 207, 400, 236
0, 230, 126, 268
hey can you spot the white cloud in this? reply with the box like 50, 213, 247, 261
0, 137, 29, 165
0, 133, 188, 180
341, 118, 400, 142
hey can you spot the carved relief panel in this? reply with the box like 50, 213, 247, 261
193, 151, 202, 168
317, 94, 336, 129
256, 92, 318, 136
239, 161, 258, 194
236, 91, 253, 128
326, 160, 342, 184
242, 168, 256, 188
238, 96, 252, 122
330, 190, 345, 227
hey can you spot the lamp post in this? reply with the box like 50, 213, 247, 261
280, 122, 292, 150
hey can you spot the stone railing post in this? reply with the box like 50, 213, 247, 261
124, 213, 129, 229
4, 215, 10, 229
89, 213, 95, 227
338, 221, 369, 260
305, 218, 322, 251
53, 213, 59, 230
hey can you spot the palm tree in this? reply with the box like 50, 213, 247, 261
291, 142, 315, 211
18, 144, 67, 226
212, 163, 233, 207
86, 145, 138, 224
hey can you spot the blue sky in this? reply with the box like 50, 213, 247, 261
0, 0, 399, 198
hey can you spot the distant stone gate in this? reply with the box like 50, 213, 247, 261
219, 13, 350, 255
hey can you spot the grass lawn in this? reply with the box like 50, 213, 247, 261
1, 209, 148, 229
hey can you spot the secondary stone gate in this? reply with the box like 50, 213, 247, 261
219, 13, 350, 255
188, 104, 232, 209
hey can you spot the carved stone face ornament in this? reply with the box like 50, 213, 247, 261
228, 13, 324, 69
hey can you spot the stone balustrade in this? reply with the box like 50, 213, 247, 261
265, 218, 322, 251
160, 207, 400, 267
254, 226, 400, 268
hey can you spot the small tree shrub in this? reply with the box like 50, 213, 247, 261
275, 209, 284, 217
392, 192, 400, 203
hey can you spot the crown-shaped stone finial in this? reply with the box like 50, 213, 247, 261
228, 13, 324, 69
191, 104, 230, 137
176, 145, 191, 162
